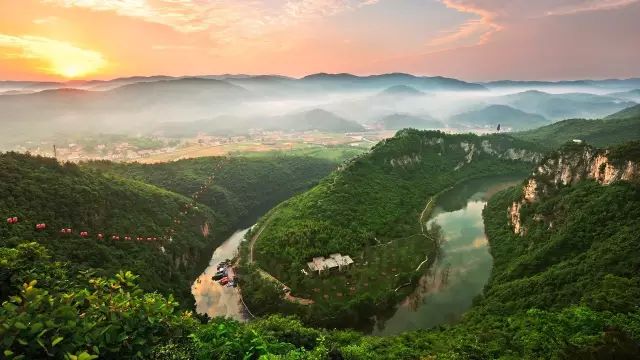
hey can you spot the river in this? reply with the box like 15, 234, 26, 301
191, 228, 250, 321
371, 175, 523, 335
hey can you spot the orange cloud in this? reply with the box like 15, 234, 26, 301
0, 34, 107, 78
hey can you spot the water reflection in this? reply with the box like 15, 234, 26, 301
192, 228, 250, 321
371, 175, 522, 335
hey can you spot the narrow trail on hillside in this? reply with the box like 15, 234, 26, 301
247, 214, 314, 305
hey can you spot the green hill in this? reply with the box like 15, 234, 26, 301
1, 153, 340, 306
450, 104, 549, 130
3, 141, 640, 359
0, 152, 220, 303
378, 85, 424, 97
498, 90, 636, 120
87, 155, 340, 228
274, 108, 365, 132
513, 112, 640, 149
241, 129, 541, 327
605, 103, 640, 119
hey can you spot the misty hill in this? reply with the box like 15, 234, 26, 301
373, 113, 443, 130
223, 75, 298, 96
484, 78, 640, 91
300, 72, 486, 91
449, 104, 549, 130
513, 111, 640, 149
155, 109, 364, 137
378, 85, 424, 97
0, 78, 255, 146
272, 108, 364, 132
605, 103, 640, 119
497, 90, 636, 120
108, 77, 252, 102
607, 89, 640, 102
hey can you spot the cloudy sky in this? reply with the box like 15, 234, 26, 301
1, 0, 639, 81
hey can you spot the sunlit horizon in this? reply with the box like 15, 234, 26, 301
2, 1, 640, 82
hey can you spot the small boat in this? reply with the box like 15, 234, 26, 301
219, 277, 229, 286
212, 272, 225, 281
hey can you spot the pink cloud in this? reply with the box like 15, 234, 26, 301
386, 1, 640, 80
431, 0, 639, 50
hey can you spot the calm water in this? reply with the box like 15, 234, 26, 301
371, 175, 523, 335
192, 228, 250, 321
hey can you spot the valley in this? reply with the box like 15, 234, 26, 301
2, 80, 640, 359
3, 2, 640, 357
2, 112, 640, 358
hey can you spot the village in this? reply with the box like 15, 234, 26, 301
11, 129, 388, 163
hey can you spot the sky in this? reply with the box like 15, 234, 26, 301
0, 0, 639, 81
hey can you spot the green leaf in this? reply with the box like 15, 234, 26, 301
52, 337, 64, 346
13, 322, 26, 330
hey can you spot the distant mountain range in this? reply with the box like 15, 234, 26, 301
5, 74, 640, 94
483, 78, 640, 91
495, 90, 636, 120
607, 89, 640, 102
449, 104, 549, 130
1, 73, 639, 148
0, 72, 485, 94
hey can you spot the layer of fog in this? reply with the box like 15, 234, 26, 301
0, 76, 638, 150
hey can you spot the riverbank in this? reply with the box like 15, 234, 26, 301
192, 228, 250, 321
371, 175, 523, 335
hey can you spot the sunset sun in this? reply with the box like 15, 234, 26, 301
56, 63, 91, 78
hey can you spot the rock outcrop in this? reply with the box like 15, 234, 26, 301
509, 144, 639, 235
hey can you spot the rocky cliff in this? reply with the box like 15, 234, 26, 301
509, 142, 640, 235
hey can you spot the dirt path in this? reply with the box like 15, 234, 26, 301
419, 196, 436, 235
246, 214, 314, 305
248, 214, 275, 264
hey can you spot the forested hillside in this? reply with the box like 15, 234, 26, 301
86, 155, 338, 228
0, 153, 340, 307
242, 129, 542, 327
0, 152, 220, 303
513, 106, 640, 149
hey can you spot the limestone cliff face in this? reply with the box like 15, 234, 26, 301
509, 145, 639, 235
387, 134, 542, 171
